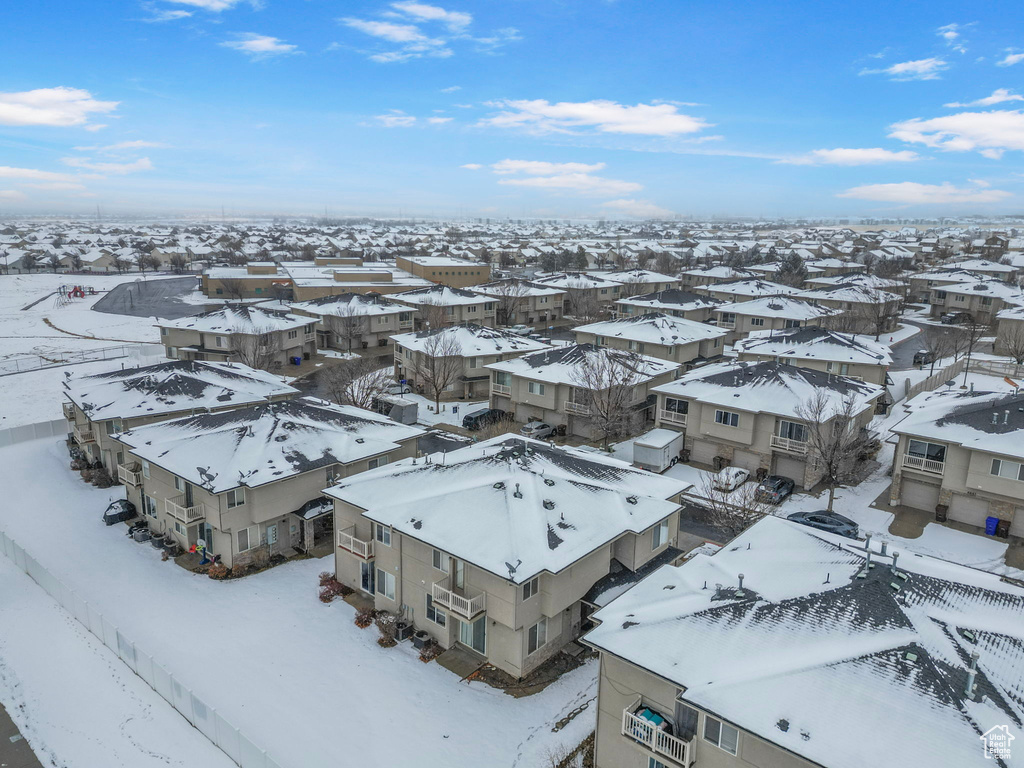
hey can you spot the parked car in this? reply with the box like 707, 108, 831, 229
786, 510, 860, 539
520, 421, 554, 439
912, 350, 933, 366
755, 475, 795, 504
462, 408, 511, 431
712, 466, 750, 492
387, 382, 412, 395
940, 312, 971, 325
506, 324, 532, 336
102, 499, 137, 526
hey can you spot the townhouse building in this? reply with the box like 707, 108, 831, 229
390, 285, 497, 329
928, 280, 1024, 326
700, 279, 801, 303
679, 266, 758, 289
574, 313, 728, 368
713, 296, 841, 344
794, 284, 903, 333
614, 288, 724, 322
733, 327, 892, 386
470, 279, 566, 327
531, 272, 625, 317
290, 292, 414, 351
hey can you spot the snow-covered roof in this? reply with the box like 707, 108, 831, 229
158, 305, 310, 334
574, 313, 727, 346
734, 327, 893, 366
114, 398, 424, 492
289, 292, 408, 317
893, 390, 1024, 461
391, 323, 551, 356
795, 284, 902, 305
532, 272, 623, 290
939, 280, 1024, 304
325, 435, 691, 583
470, 279, 565, 299
487, 343, 681, 386
584, 515, 1024, 768
681, 266, 758, 280
63, 360, 298, 421
616, 288, 724, 313
603, 269, 677, 283
946, 259, 1017, 275
652, 360, 883, 419
715, 296, 842, 320
392, 285, 492, 307
705, 279, 802, 298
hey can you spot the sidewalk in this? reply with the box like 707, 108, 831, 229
0, 701, 43, 768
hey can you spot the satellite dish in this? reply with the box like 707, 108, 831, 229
945, 380, 956, 390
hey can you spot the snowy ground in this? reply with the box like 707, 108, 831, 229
885, 322, 922, 345
0, 437, 597, 768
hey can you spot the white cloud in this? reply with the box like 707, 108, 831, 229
860, 57, 948, 81
480, 99, 711, 137
491, 159, 606, 175
220, 34, 299, 59
937, 23, 967, 54
343, 19, 432, 43
441, 85, 461, 93
426, 116, 453, 124
997, 51, 1024, 67
460, 163, 482, 170
0, 87, 118, 128
780, 148, 919, 165
73, 140, 167, 152
61, 157, 154, 174
485, 159, 640, 196
165, 0, 242, 10
22, 182, 87, 191
889, 110, 1024, 158
0, 166, 78, 182
141, 8, 194, 22
375, 111, 417, 127
600, 199, 672, 218
945, 88, 1024, 108
837, 181, 1011, 204
391, 2, 471, 31
0, 190, 27, 201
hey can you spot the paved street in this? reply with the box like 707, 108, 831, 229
91, 276, 201, 320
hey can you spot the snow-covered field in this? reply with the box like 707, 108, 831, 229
0, 437, 597, 768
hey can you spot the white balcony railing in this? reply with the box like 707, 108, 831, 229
336, 527, 374, 559
771, 435, 809, 454
659, 410, 687, 427
622, 704, 692, 766
117, 465, 142, 486
902, 454, 945, 474
398, 319, 414, 329
564, 401, 592, 417
432, 576, 486, 620
72, 424, 95, 444
491, 383, 511, 396
165, 494, 205, 523
717, 319, 735, 329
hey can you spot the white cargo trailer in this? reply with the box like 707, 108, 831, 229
632, 428, 685, 473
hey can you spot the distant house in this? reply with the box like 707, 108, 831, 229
391, 285, 497, 329
603, 269, 679, 297
326, 435, 691, 678
713, 296, 841, 343
614, 289, 724, 322
63, 360, 298, 477
111, 398, 424, 567
583, 515, 1024, 768
574, 313, 727, 367
290, 292, 413, 351
679, 266, 758, 288
733, 327, 892, 386
700, 279, 801, 303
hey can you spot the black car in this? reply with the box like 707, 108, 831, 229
912, 350, 933, 366
755, 475, 795, 504
102, 499, 137, 526
940, 312, 972, 325
462, 408, 511, 431
786, 510, 859, 539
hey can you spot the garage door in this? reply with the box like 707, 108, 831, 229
900, 478, 941, 512
773, 455, 807, 488
1010, 508, 1024, 539
732, 449, 763, 473
689, 439, 719, 467
949, 494, 991, 528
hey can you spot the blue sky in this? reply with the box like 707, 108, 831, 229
1, 0, 1023, 218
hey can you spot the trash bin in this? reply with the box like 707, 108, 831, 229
291, 356, 302, 366
996, 519, 1011, 539
985, 516, 999, 536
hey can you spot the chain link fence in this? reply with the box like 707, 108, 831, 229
0, 344, 163, 377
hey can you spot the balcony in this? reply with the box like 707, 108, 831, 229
72, 424, 95, 444
117, 464, 143, 486
717, 319, 735, 329
902, 454, 945, 475
336, 527, 374, 559
622, 701, 692, 766
771, 434, 809, 454
659, 409, 687, 427
62, 402, 76, 421
165, 494, 205, 523
564, 400, 592, 417
491, 383, 511, 396
432, 576, 486, 620
398, 319, 414, 329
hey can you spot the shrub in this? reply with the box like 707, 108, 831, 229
208, 563, 230, 580
354, 608, 374, 629
375, 612, 398, 647
419, 639, 442, 663
318, 574, 351, 603
91, 468, 113, 488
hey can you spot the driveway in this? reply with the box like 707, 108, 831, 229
91, 276, 202, 320
889, 319, 994, 371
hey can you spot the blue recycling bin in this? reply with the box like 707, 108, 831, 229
291, 356, 302, 366
985, 516, 999, 536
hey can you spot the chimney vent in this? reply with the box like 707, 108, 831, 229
891, 551, 899, 572
965, 651, 980, 698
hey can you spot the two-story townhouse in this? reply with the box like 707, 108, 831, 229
574, 313, 728, 368
928, 280, 1024, 326
713, 296, 841, 344
679, 266, 758, 289
805, 257, 866, 276
889, 390, 1024, 540
946, 258, 1019, 281
487, 344, 681, 440
289, 292, 414, 351
469, 279, 566, 327
390, 285, 497, 329
156, 305, 317, 370
63, 360, 298, 475
326, 435, 692, 678
906, 267, 989, 303
651, 361, 882, 487
793, 283, 903, 334
531, 272, 625, 317
995, 303, 1024, 357
583, 515, 1024, 768
733, 327, 892, 386
110, 398, 424, 567
699, 279, 801, 303
804, 271, 908, 298
392, 323, 551, 400
603, 269, 679, 297
614, 289, 724, 322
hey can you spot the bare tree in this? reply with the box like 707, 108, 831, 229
565, 287, 603, 323
955, 321, 987, 387
322, 357, 393, 409
136, 251, 161, 276
617, 273, 648, 299
654, 251, 675, 277
488, 280, 531, 326
922, 330, 954, 375
69, 253, 83, 272
233, 330, 282, 370
168, 253, 188, 274
796, 391, 870, 512
635, 249, 652, 271
271, 282, 291, 305
111, 255, 131, 274
569, 348, 648, 448
695, 477, 769, 539
21, 252, 39, 273
224, 250, 249, 267
411, 332, 464, 413
417, 298, 451, 331
219, 278, 247, 302
324, 303, 368, 353
857, 290, 900, 340
997, 323, 1024, 365
47, 252, 61, 273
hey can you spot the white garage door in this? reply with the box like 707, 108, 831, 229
773, 455, 807, 487
1010, 508, 1024, 539
733, 449, 763, 473
900, 478, 941, 512
689, 439, 719, 467
949, 494, 991, 528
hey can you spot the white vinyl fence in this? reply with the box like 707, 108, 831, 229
0, 419, 69, 448
0, 343, 163, 377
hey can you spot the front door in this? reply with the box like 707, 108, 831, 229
454, 558, 465, 590
459, 615, 486, 655
360, 560, 375, 594
266, 524, 278, 548
184, 481, 194, 508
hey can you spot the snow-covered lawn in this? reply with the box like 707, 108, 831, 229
0, 437, 597, 768
0, 556, 235, 768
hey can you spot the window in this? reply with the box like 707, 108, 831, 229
664, 397, 688, 414
143, 495, 157, 518
528, 381, 546, 396
287, 329, 298, 339
215, 288, 223, 295
749, 317, 765, 327
652, 519, 669, 550
907, 439, 946, 463
715, 410, 740, 427
826, 362, 850, 375
468, 357, 479, 369
174, 521, 186, 536
226, 488, 245, 508
426, 594, 446, 626
105, 418, 122, 435
703, 716, 739, 755
160, 327, 168, 336
784, 319, 801, 329
991, 458, 1024, 481
376, 568, 396, 601
648, 759, 670, 768
981, 296, 993, 306
720, 312, 736, 325
627, 340, 645, 353
955, 295, 966, 303
305, 324, 315, 334
523, 576, 539, 601
141, 460, 150, 479
467, 305, 477, 313
173, 476, 185, 492
166, 346, 177, 358
432, 549, 448, 572
375, 523, 392, 547
935, 291, 947, 300
215, 336, 226, 348
528, 618, 548, 655
494, 371, 511, 387
777, 420, 808, 442
326, 465, 339, 484
254, 287, 263, 295
237, 525, 259, 553
368, 456, 388, 470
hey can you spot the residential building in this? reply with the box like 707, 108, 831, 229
470, 279, 566, 327
614, 289, 724, 322
733, 327, 892, 386
995, 304, 1024, 357
574, 313, 727, 367
395, 254, 491, 288
700, 279, 801, 303
907, 268, 989, 303
111, 398, 424, 567
584, 515, 1024, 768
679, 266, 758, 288
532, 272, 625, 317
390, 285, 497, 329
794, 283, 903, 334
326, 435, 691, 678
603, 269, 679, 297
290, 292, 413, 351
928, 280, 1024, 326
713, 296, 841, 344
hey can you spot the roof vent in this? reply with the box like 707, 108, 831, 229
355, 437, 364, 443
543, 500, 555, 510
493, 481, 505, 490
544, 478, 555, 486
513, 483, 523, 499
626, 495, 638, 505
965, 651, 980, 698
